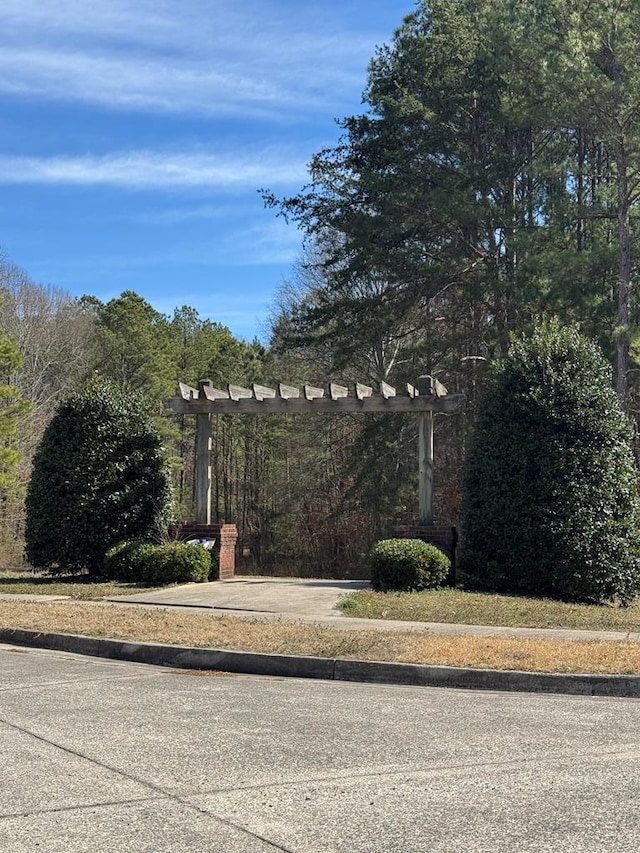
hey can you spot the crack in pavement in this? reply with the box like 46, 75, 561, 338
0, 672, 165, 693
0, 714, 298, 853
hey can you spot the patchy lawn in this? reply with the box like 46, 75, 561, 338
0, 570, 162, 600
3, 575, 640, 675
1, 600, 640, 674
337, 588, 640, 632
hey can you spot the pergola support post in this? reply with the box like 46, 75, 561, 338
195, 412, 211, 525
418, 411, 434, 526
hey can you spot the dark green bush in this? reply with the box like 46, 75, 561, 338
461, 319, 640, 604
369, 539, 450, 591
25, 378, 173, 576
104, 540, 211, 585
141, 542, 211, 585
103, 541, 153, 582
208, 548, 220, 581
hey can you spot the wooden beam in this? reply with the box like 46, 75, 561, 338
278, 383, 300, 399
380, 381, 396, 399
304, 385, 324, 400
178, 382, 199, 400
355, 383, 373, 400
228, 384, 253, 401
200, 382, 229, 401
418, 411, 434, 525
253, 384, 276, 401
433, 378, 448, 397
168, 393, 465, 415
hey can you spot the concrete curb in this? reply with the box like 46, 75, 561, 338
2, 627, 640, 698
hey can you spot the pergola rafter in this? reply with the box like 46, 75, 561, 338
167, 376, 465, 528
170, 378, 464, 415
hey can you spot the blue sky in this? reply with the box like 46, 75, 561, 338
0, 1, 413, 342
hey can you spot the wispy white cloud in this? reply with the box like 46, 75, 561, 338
0, 149, 308, 190
0, 47, 315, 119
0, 0, 386, 118
222, 220, 303, 266
132, 203, 238, 225
0, 0, 402, 341
0, 0, 168, 38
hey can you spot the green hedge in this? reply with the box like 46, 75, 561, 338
25, 378, 173, 576
369, 539, 450, 591
104, 541, 212, 585
103, 540, 152, 582
461, 320, 640, 604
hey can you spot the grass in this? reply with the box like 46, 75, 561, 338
338, 588, 640, 632
1, 599, 640, 674
0, 569, 162, 600
4, 572, 640, 675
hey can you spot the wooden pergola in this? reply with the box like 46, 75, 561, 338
168, 375, 465, 528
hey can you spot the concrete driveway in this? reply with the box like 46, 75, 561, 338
2, 644, 640, 852
109, 577, 369, 619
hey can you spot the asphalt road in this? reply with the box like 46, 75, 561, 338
2, 643, 640, 852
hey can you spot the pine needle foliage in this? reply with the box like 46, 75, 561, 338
461, 320, 640, 604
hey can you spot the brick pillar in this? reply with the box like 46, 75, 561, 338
172, 522, 238, 580
217, 524, 238, 580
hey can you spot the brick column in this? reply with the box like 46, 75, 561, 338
173, 522, 238, 580
217, 524, 238, 580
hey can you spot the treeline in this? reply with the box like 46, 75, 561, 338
261, 0, 640, 569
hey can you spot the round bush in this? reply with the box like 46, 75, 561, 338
461, 320, 640, 604
105, 540, 211, 585
369, 539, 450, 591
140, 542, 211, 585
103, 541, 153, 582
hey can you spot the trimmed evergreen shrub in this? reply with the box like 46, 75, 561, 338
208, 548, 220, 581
103, 540, 153, 581
104, 540, 211, 585
138, 542, 211, 585
369, 538, 450, 591
461, 320, 640, 604
25, 379, 173, 576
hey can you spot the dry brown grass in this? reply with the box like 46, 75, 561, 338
1, 600, 640, 675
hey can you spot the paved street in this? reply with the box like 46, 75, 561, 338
2, 643, 640, 852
